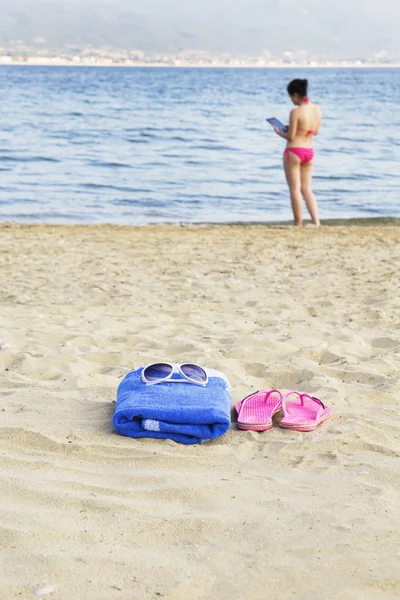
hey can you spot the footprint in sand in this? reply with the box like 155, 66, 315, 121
370, 337, 399, 350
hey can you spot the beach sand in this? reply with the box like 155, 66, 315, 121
0, 222, 399, 600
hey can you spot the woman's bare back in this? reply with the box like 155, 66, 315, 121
287, 102, 322, 148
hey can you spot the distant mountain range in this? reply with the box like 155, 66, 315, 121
1, 0, 399, 59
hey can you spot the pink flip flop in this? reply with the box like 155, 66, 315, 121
235, 389, 282, 431
279, 391, 331, 431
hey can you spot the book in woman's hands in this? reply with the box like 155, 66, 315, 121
267, 118, 288, 132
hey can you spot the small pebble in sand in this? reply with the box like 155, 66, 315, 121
34, 585, 54, 596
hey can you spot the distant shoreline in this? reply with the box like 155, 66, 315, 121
1, 60, 400, 69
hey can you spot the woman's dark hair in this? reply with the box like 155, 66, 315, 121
287, 79, 308, 97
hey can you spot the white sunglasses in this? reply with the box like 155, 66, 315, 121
141, 362, 208, 386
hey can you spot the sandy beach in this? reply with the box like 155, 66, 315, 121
1, 221, 399, 600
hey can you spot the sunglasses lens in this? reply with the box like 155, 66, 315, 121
143, 363, 173, 381
180, 363, 207, 383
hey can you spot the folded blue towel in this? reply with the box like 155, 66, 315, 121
113, 367, 232, 444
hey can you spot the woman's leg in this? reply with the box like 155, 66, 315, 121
283, 152, 302, 226
300, 161, 320, 225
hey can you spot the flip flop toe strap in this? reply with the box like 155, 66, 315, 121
281, 391, 326, 425
236, 389, 282, 423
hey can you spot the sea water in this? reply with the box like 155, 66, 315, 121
0, 66, 399, 224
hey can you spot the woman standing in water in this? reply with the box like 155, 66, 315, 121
273, 79, 322, 227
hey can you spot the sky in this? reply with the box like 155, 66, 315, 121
1, 0, 400, 59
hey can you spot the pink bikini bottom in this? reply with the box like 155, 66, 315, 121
284, 148, 314, 164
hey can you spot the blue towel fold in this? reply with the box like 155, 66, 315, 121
113, 367, 232, 444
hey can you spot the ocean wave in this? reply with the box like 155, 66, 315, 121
112, 198, 163, 207
81, 183, 150, 193
191, 144, 240, 152
87, 160, 132, 169
0, 155, 61, 163
184, 159, 206, 165
126, 137, 150, 144
314, 174, 381, 181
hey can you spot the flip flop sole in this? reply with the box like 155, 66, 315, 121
279, 412, 331, 432
237, 422, 274, 432
236, 407, 281, 432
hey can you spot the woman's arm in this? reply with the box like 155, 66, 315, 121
274, 109, 298, 141
313, 105, 322, 136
